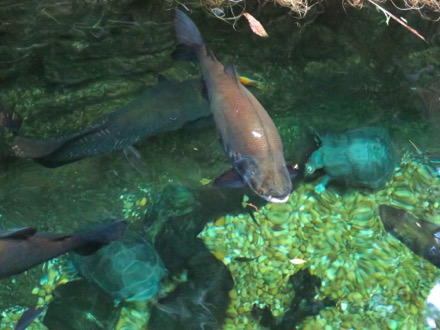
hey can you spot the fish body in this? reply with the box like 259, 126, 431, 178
13, 79, 210, 167
14, 307, 45, 330
174, 9, 291, 203
380, 205, 440, 268
0, 220, 127, 278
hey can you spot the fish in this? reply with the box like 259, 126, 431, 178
174, 9, 292, 203
14, 307, 45, 330
0, 219, 127, 279
238, 76, 265, 89
379, 205, 440, 268
12, 79, 210, 167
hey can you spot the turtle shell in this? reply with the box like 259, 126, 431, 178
307, 126, 396, 189
72, 238, 166, 303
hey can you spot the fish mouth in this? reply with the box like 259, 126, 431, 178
264, 194, 290, 204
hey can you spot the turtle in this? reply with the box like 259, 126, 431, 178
72, 236, 167, 304
305, 126, 397, 193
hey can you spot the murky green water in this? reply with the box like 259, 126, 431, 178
1, 1, 440, 329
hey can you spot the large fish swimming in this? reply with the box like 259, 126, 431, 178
174, 10, 292, 203
12, 79, 210, 167
0, 219, 127, 279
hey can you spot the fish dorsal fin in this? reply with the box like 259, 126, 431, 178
224, 64, 240, 86
0, 227, 37, 239
206, 48, 217, 62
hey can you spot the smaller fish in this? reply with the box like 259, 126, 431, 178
0, 220, 127, 279
15, 307, 45, 330
380, 205, 440, 268
234, 256, 259, 262
238, 76, 265, 90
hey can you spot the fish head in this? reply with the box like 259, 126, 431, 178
235, 156, 292, 204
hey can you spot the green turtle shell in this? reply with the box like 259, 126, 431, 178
307, 126, 396, 189
72, 238, 166, 303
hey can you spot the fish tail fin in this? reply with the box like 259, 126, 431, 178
73, 220, 127, 256
174, 9, 203, 47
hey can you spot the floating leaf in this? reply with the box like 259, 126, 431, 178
243, 12, 268, 38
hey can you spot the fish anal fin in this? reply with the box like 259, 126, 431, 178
0, 228, 37, 239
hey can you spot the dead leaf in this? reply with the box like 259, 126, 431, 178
243, 12, 268, 38
289, 258, 307, 265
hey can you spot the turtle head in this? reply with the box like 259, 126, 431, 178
305, 150, 323, 176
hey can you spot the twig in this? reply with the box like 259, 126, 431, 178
366, 0, 427, 43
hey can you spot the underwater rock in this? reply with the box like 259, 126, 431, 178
380, 205, 440, 268
43, 280, 120, 330
305, 126, 397, 193
72, 234, 166, 304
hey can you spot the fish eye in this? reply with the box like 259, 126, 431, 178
306, 164, 314, 174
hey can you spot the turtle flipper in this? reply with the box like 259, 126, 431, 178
314, 175, 330, 194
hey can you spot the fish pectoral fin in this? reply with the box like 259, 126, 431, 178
213, 168, 246, 188
234, 157, 256, 179
223, 64, 241, 86
0, 227, 37, 239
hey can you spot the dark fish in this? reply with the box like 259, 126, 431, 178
379, 205, 440, 268
0, 107, 22, 132
174, 9, 292, 203
14, 307, 45, 330
12, 79, 210, 167
0, 220, 127, 279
